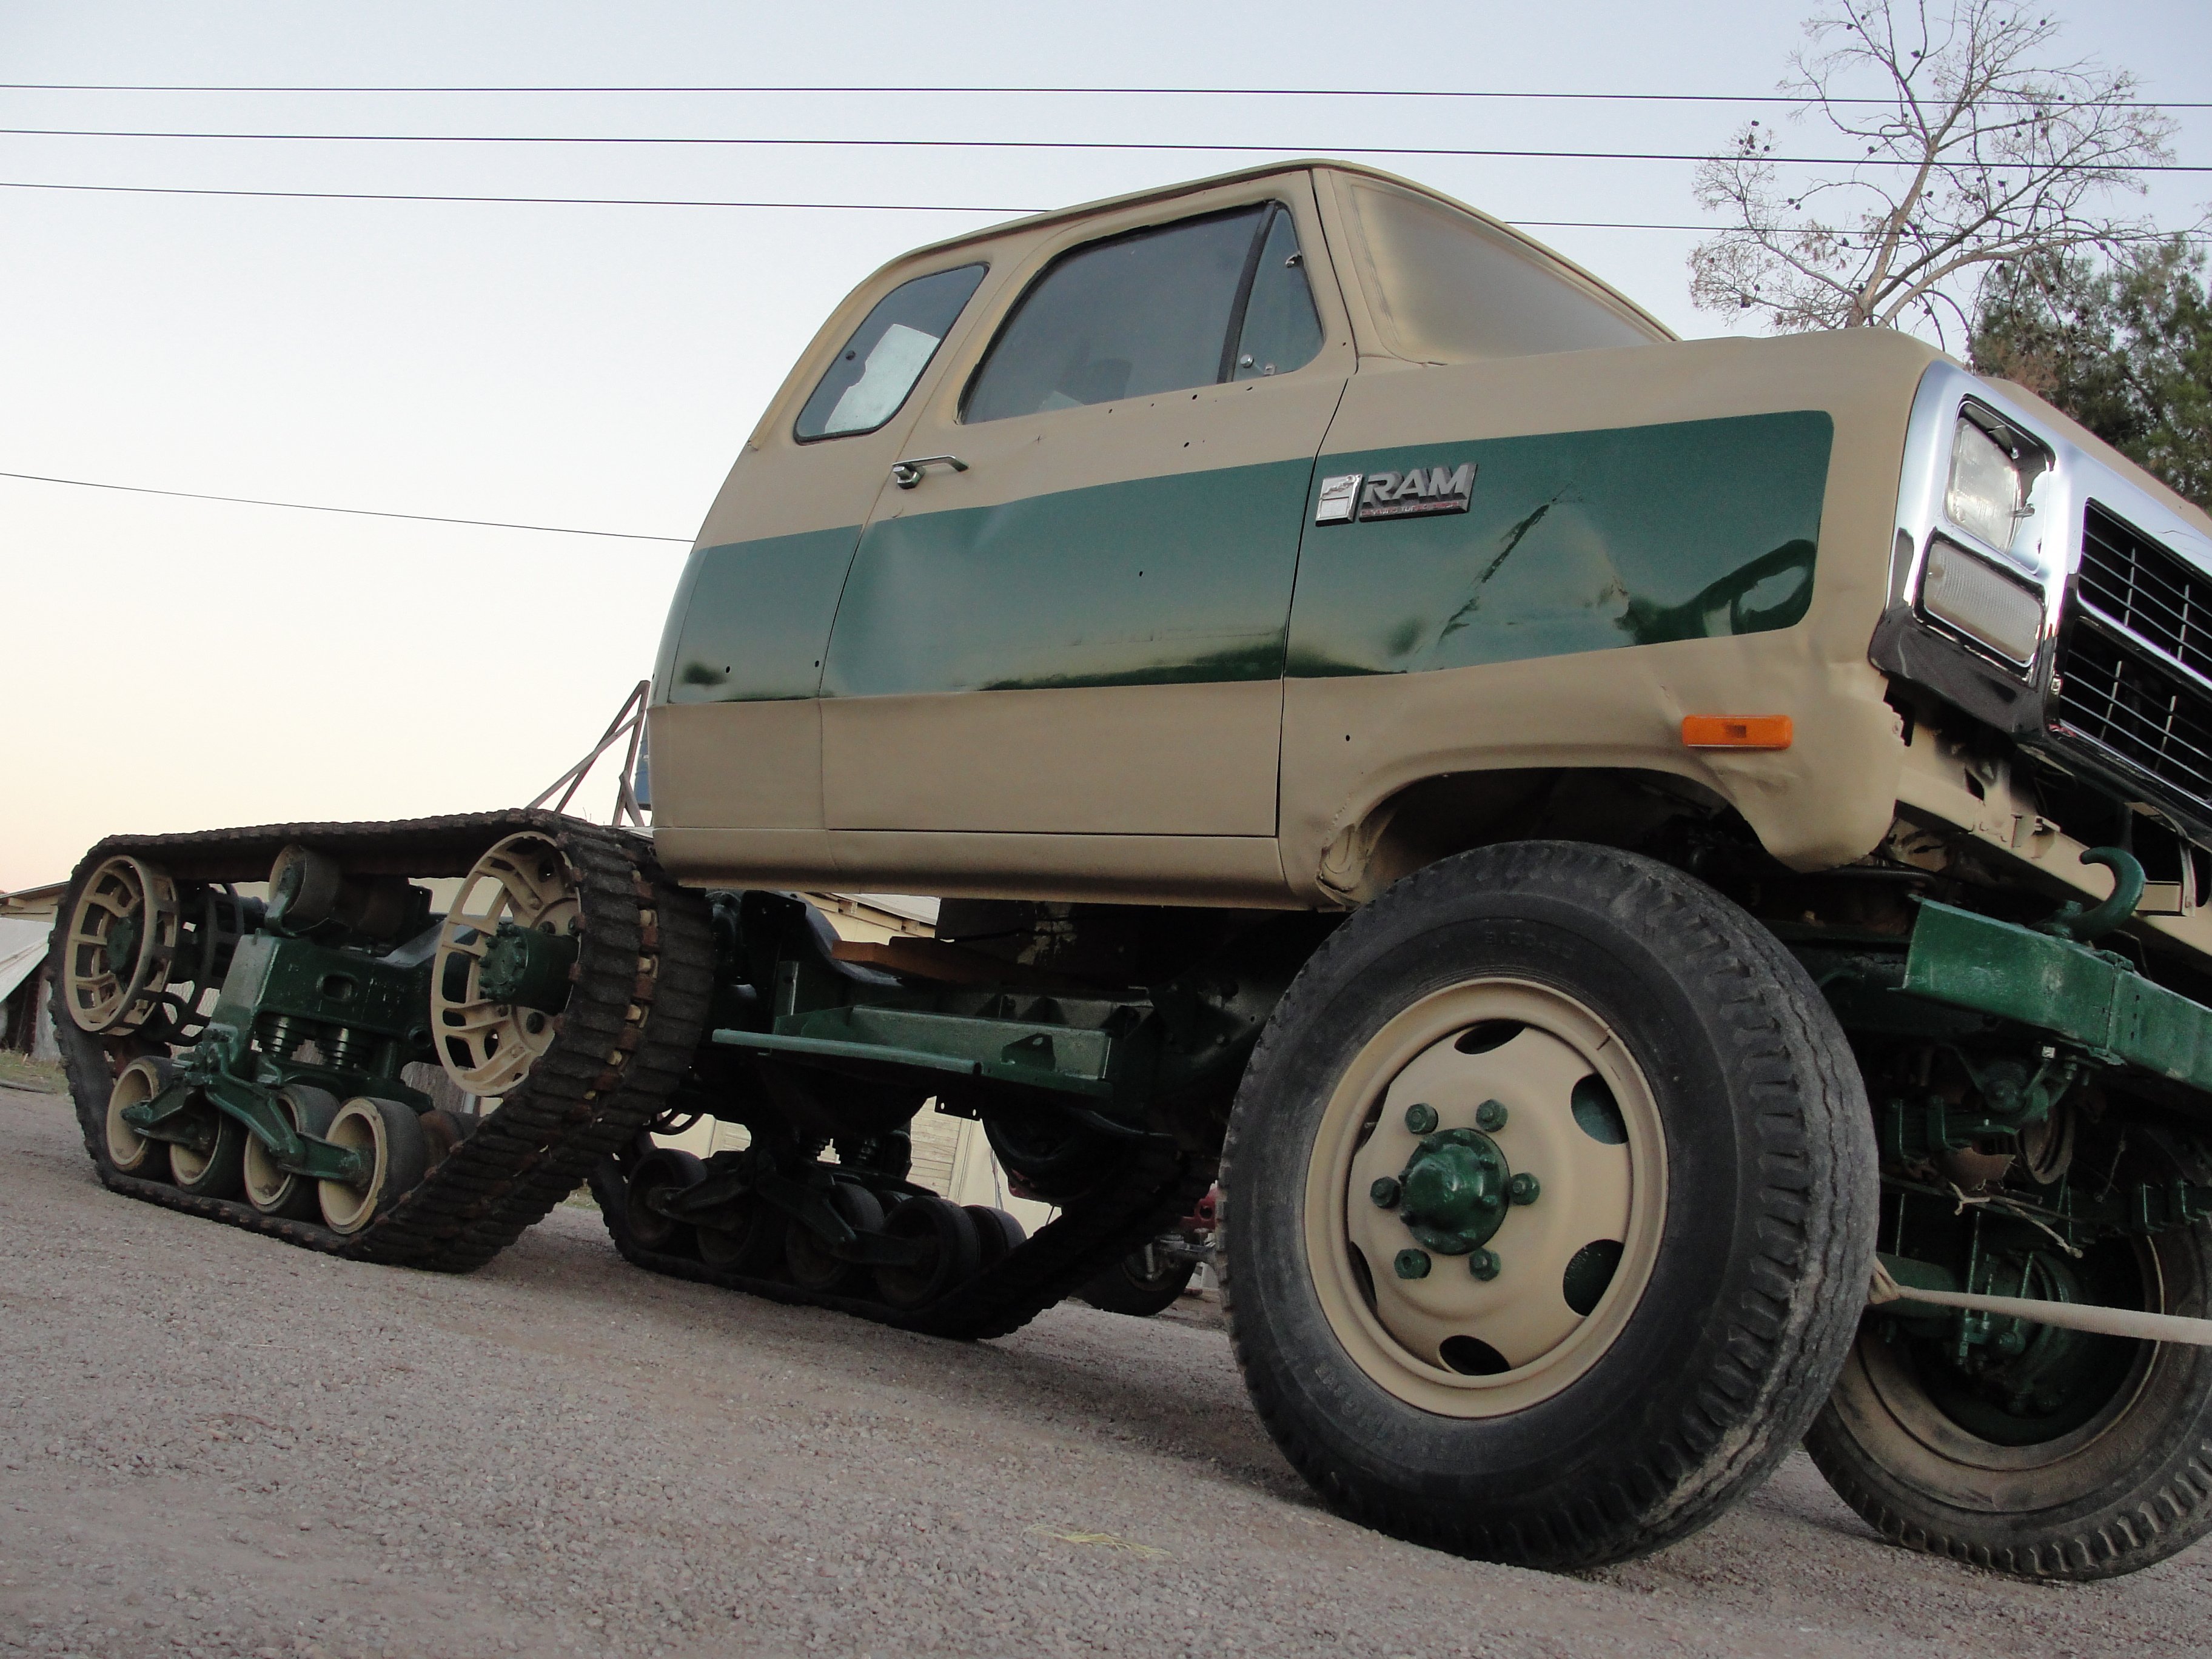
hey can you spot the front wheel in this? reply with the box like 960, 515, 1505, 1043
1221, 840, 1875, 1569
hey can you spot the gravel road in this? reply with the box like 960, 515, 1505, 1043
3, 1076, 2208, 1659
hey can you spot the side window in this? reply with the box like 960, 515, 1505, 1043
794, 263, 986, 441
1232, 206, 1323, 381
964, 202, 1321, 423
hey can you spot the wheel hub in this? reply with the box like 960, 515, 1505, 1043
1375, 1113, 1537, 1260
476, 920, 578, 1012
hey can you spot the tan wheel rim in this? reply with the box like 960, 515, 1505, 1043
1303, 979, 1667, 1417
431, 833, 580, 1097
318, 1098, 387, 1235
104, 1057, 167, 1173
64, 856, 179, 1033
243, 1088, 311, 1212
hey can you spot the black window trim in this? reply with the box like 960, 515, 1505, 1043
955, 198, 1306, 426
791, 260, 988, 446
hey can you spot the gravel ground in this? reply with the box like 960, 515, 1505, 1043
3, 1078, 2209, 1659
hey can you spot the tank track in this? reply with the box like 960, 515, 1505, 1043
590, 1135, 1213, 1342
50, 811, 713, 1272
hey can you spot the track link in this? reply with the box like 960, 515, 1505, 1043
590, 1137, 1212, 1341
51, 811, 713, 1272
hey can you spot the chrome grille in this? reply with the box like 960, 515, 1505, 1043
2055, 622, 2212, 805
2075, 502, 2212, 680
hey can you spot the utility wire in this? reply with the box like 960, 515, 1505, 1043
0, 469, 692, 542
1, 82, 2205, 109
8, 181, 2207, 240
2, 126, 2205, 170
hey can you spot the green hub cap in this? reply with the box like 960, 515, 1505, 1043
106, 913, 141, 973
1379, 1127, 1530, 1256
475, 919, 579, 1013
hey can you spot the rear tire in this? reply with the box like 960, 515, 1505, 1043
1079, 1244, 1196, 1317
1221, 840, 1875, 1569
1808, 1156, 2212, 1578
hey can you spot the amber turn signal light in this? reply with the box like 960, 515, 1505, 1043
1681, 714, 1794, 750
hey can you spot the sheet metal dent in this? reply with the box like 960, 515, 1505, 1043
1287, 412, 1834, 677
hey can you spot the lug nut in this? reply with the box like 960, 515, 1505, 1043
1369, 1176, 1402, 1208
1469, 1248, 1500, 1281
1475, 1099, 1508, 1131
1507, 1173, 1541, 1205
1404, 1102, 1439, 1134
1394, 1248, 1432, 1280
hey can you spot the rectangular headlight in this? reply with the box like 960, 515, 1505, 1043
1920, 536, 2044, 665
1945, 415, 2027, 552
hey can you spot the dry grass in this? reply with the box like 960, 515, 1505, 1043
0, 1051, 65, 1093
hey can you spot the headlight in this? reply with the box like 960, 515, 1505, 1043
1920, 536, 2044, 665
1945, 415, 2028, 552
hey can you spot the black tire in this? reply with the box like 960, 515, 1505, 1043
1221, 839, 1875, 1570
964, 1205, 1027, 1271
875, 1196, 984, 1311
699, 1190, 786, 1275
626, 1148, 708, 1257
318, 1098, 430, 1236
243, 1084, 341, 1220
1807, 1162, 2212, 1578
1078, 1244, 1197, 1317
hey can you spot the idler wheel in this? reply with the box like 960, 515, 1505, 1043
62, 856, 180, 1034
318, 1098, 430, 1235
785, 1181, 883, 1295
874, 1196, 984, 1312
431, 833, 583, 1098
626, 1148, 708, 1256
243, 1084, 341, 1220
104, 1056, 173, 1178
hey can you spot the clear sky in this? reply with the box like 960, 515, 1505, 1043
2, 1, 2207, 890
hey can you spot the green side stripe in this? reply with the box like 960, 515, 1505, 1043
1287, 411, 1834, 677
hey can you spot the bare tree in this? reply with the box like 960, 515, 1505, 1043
1689, 0, 2190, 341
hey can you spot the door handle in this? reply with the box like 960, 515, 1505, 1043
890, 454, 970, 489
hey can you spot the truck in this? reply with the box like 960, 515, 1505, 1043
49, 159, 2212, 1580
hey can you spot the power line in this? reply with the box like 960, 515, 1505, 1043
3, 126, 2204, 171
8, 181, 2206, 240
0, 179, 1036, 212
1, 82, 2205, 110
0, 469, 691, 542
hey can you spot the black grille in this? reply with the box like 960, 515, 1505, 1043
2055, 622, 2212, 804
2074, 501, 2212, 680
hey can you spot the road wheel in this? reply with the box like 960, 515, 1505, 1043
699, 1191, 785, 1275
243, 1085, 340, 1219
318, 1098, 429, 1235
964, 1205, 1027, 1271
104, 1056, 172, 1178
1808, 1167, 2212, 1577
875, 1196, 982, 1311
786, 1182, 883, 1295
626, 1148, 708, 1256
1222, 840, 1874, 1569
1079, 1243, 1196, 1317
167, 1107, 246, 1199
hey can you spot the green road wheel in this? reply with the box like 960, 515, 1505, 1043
103, 1056, 172, 1179
626, 1148, 708, 1257
318, 1098, 430, 1236
242, 1085, 341, 1220
167, 1107, 246, 1200
786, 1182, 883, 1295
874, 1196, 983, 1312
697, 1192, 786, 1274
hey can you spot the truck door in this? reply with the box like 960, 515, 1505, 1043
819, 186, 1352, 853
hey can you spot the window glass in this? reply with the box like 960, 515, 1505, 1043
964, 207, 1265, 423
1231, 207, 1323, 380
1341, 181, 1663, 362
795, 263, 986, 440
